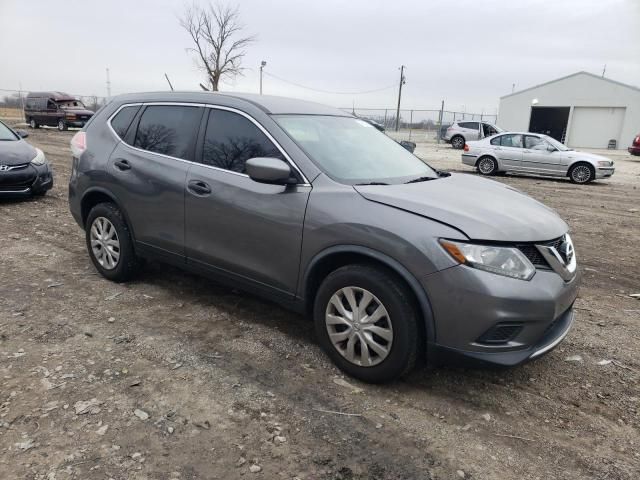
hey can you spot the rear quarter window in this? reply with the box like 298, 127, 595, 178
109, 105, 141, 139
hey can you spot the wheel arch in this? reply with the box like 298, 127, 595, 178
566, 160, 595, 177
80, 187, 136, 240
475, 154, 498, 167
301, 245, 435, 344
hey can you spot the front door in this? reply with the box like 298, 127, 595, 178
107, 104, 204, 260
185, 108, 310, 297
522, 135, 562, 174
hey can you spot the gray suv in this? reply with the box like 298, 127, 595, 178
69, 92, 580, 383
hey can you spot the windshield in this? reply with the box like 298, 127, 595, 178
0, 121, 18, 141
274, 115, 437, 184
58, 100, 86, 109
544, 135, 571, 151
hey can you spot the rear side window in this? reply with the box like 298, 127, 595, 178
110, 105, 140, 139
133, 105, 202, 160
201, 109, 283, 173
459, 122, 479, 130
490, 136, 501, 146
498, 134, 523, 148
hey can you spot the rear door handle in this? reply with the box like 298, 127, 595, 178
188, 180, 212, 196
114, 159, 131, 171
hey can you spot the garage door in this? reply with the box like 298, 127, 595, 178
568, 107, 626, 148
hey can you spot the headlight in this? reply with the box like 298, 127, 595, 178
440, 239, 535, 280
31, 148, 47, 165
597, 160, 612, 167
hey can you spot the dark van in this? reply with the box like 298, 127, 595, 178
25, 92, 94, 131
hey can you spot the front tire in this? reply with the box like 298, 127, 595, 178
451, 135, 465, 149
314, 264, 420, 383
477, 156, 498, 176
568, 163, 594, 184
57, 119, 67, 131
85, 203, 140, 282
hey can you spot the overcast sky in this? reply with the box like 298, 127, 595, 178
1, 0, 639, 113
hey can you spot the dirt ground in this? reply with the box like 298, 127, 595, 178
1, 125, 639, 480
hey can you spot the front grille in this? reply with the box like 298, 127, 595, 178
477, 323, 523, 344
517, 236, 565, 270
0, 164, 36, 190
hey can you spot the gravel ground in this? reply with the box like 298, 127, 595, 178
1, 126, 639, 480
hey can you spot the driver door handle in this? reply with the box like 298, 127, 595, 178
188, 180, 212, 196
114, 159, 131, 171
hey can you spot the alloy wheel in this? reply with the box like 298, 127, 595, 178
571, 165, 592, 183
452, 137, 464, 149
478, 157, 495, 174
325, 286, 393, 367
90, 217, 120, 270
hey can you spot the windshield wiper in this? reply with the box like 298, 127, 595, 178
355, 181, 390, 186
404, 176, 436, 184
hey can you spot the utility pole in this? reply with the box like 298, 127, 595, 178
395, 65, 405, 132
437, 100, 444, 144
106, 68, 112, 100
260, 61, 266, 95
602, 64, 607, 77
512, 83, 515, 93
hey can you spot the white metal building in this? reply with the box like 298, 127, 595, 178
498, 71, 640, 149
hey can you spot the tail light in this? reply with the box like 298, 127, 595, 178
634, 136, 640, 146
70, 131, 87, 157
463, 144, 469, 152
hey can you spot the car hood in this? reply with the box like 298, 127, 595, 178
63, 109, 94, 117
0, 139, 37, 166
354, 173, 568, 242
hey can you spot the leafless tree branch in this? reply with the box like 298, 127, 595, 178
180, 2, 255, 91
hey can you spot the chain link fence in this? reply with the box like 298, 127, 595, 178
342, 107, 498, 142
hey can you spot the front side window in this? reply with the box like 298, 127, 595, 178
202, 109, 283, 173
524, 135, 547, 150
133, 105, 202, 160
110, 105, 140, 139
275, 115, 437, 184
499, 134, 523, 148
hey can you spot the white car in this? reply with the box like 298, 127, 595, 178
443, 121, 504, 149
462, 132, 615, 184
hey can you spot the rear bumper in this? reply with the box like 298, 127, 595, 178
461, 153, 478, 166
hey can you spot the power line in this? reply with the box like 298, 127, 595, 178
262, 71, 396, 95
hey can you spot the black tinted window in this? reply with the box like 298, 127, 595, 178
110, 105, 140, 139
459, 122, 479, 130
202, 109, 283, 173
134, 105, 202, 160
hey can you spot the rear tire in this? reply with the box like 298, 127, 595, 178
29, 118, 39, 129
451, 135, 465, 149
568, 162, 594, 184
477, 156, 499, 176
85, 203, 140, 282
57, 119, 67, 131
313, 264, 420, 383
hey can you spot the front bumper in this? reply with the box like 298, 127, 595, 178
0, 163, 53, 197
422, 263, 581, 367
628, 146, 640, 156
595, 167, 615, 179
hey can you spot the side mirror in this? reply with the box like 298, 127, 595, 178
15, 129, 29, 139
399, 140, 416, 153
245, 157, 296, 185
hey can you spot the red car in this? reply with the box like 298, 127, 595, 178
629, 133, 640, 156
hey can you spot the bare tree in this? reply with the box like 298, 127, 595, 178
180, 3, 255, 91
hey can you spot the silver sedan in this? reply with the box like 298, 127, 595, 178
462, 132, 615, 184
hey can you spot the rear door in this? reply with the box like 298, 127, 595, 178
107, 103, 204, 261
185, 107, 310, 297
491, 134, 523, 169
461, 122, 480, 140
522, 135, 562, 174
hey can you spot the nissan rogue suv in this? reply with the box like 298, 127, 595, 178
68, 92, 580, 383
